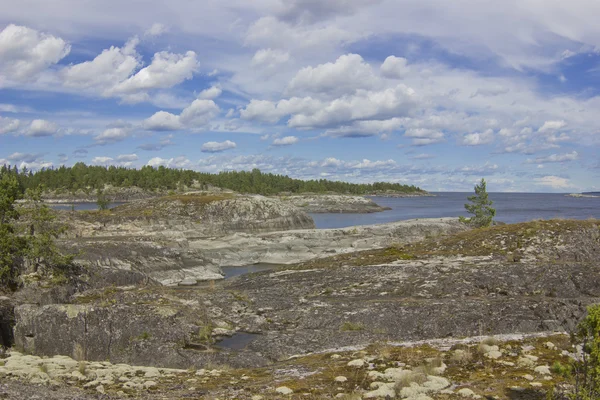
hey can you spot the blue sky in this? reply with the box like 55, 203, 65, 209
1, 0, 599, 192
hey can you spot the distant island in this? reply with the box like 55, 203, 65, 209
0, 162, 428, 200
567, 192, 600, 198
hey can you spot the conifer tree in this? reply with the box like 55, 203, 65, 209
460, 178, 496, 227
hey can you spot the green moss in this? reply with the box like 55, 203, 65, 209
340, 322, 364, 331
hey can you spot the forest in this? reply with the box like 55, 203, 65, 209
0, 163, 425, 196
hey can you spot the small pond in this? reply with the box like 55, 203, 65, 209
216, 333, 259, 350
221, 263, 280, 279
49, 202, 125, 211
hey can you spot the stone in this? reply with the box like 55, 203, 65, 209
457, 388, 481, 398
534, 365, 551, 375
347, 359, 366, 368
334, 376, 348, 382
275, 386, 294, 395
364, 382, 395, 398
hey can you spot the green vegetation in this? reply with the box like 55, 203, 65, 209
0, 163, 425, 196
459, 178, 496, 227
96, 188, 110, 210
0, 171, 74, 290
569, 304, 600, 399
340, 321, 364, 331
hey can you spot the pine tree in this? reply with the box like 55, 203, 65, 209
460, 178, 496, 227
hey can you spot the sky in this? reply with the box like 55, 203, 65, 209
0, 0, 599, 192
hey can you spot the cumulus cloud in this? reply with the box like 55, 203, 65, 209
272, 136, 299, 146
538, 120, 567, 132
142, 111, 183, 131
73, 149, 88, 158
527, 151, 579, 164
116, 153, 139, 162
0, 116, 20, 135
147, 156, 191, 168
24, 119, 59, 137
287, 54, 379, 97
109, 51, 198, 95
145, 23, 169, 37
381, 56, 409, 79
201, 140, 237, 153
138, 135, 174, 151
460, 129, 495, 146
6, 152, 44, 163
198, 86, 222, 100
94, 127, 131, 145
534, 175, 574, 189
0, 24, 70, 83
91, 156, 114, 165
62, 37, 140, 92
252, 48, 290, 68
143, 98, 220, 131
404, 128, 445, 146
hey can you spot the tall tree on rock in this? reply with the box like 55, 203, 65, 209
460, 178, 496, 227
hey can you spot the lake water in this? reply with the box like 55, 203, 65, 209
309, 192, 600, 229
221, 264, 280, 279
49, 202, 125, 211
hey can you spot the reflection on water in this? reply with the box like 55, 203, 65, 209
221, 263, 279, 279
216, 332, 259, 350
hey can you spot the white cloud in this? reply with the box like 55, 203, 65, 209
534, 175, 574, 189
527, 151, 579, 163
147, 156, 191, 168
62, 37, 140, 92
0, 116, 20, 134
94, 127, 131, 145
252, 48, 290, 68
381, 56, 409, 79
145, 23, 169, 37
287, 54, 379, 97
25, 119, 59, 137
116, 153, 139, 162
272, 136, 299, 146
404, 128, 445, 146
410, 153, 434, 160
109, 50, 198, 95
142, 111, 183, 131
198, 86, 222, 100
143, 98, 220, 131
179, 99, 220, 127
460, 129, 495, 146
201, 140, 237, 153
0, 24, 70, 83
92, 156, 114, 165
538, 120, 567, 132
6, 152, 43, 163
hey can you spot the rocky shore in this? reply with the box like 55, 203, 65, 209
278, 194, 391, 213
1, 192, 599, 399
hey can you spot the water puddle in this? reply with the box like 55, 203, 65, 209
221, 263, 280, 279
216, 332, 259, 350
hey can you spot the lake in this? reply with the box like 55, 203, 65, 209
49, 202, 125, 211
309, 192, 600, 229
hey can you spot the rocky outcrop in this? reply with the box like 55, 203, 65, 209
188, 217, 468, 266
279, 194, 391, 213
62, 194, 316, 239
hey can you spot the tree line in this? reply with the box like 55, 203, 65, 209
0, 163, 426, 196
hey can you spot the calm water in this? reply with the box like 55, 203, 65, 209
49, 202, 125, 211
221, 263, 280, 279
309, 193, 600, 229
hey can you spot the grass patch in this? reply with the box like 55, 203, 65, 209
340, 322, 364, 331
